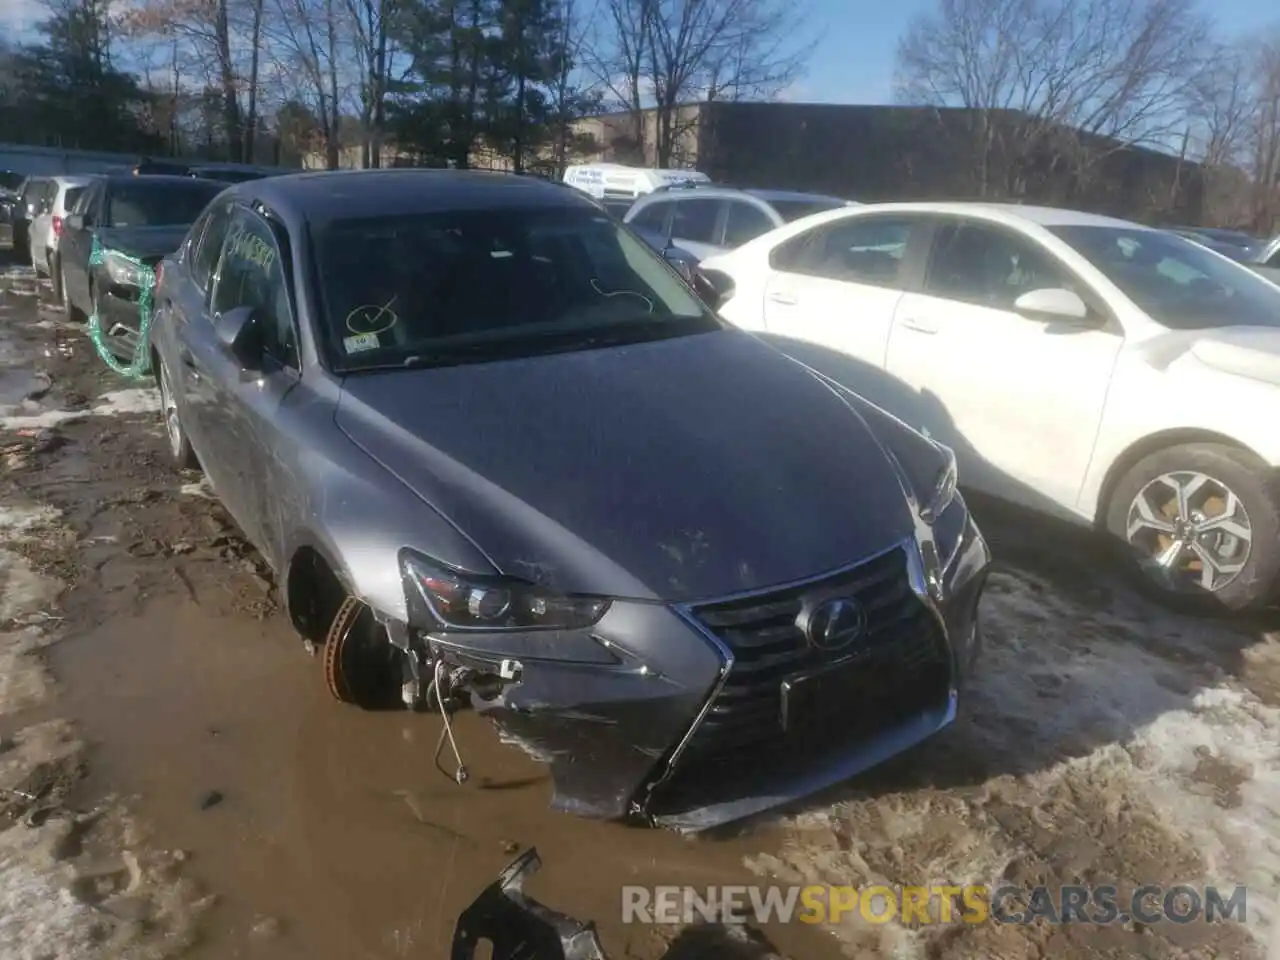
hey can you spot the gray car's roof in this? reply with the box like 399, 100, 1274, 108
242, 168, 596, 222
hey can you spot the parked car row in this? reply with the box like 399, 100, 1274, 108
13, 163, 1280, 832
6, 159, 282, 264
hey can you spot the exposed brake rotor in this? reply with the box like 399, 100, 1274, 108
323, 596, 403, 709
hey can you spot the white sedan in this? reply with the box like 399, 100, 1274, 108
700, 202, 1280, 610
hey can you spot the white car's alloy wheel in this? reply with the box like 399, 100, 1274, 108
1124, 470, 1252, 594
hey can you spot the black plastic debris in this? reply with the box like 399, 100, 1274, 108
451, 848, 607, 960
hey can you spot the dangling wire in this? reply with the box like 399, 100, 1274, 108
85, 235, 157, 381
430, 658, 468, 785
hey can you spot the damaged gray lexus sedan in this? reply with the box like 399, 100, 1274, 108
147, 169, 991, 830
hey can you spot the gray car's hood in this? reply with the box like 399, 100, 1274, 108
335, 329, 914, 602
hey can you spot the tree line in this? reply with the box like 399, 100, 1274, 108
894, 0, 1280, 231
0, 0, 807, 173
0, 0, 1276, 229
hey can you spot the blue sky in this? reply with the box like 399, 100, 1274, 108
798, 0, 1280, 105
2, 0, 1276, 107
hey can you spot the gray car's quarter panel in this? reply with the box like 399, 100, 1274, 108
334, 328, 916, 604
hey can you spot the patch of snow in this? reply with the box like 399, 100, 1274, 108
1, 387, 161, 430
1118, 687, 1280, 933
178, 478, 214, 500
0, 504, 60, 535
749, 567, 1279, 954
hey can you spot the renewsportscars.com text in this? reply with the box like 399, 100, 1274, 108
621, 884, 1250, 926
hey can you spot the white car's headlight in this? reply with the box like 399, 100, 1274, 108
103, 251, 142, 287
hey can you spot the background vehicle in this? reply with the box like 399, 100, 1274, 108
11, 176, 51, 260
186, 164, 275, 183
28, 175, 95, 276
702, 201, 1280, 610
0, 171, 22, 224
1168, 226, 1263, 262
148, 168, 987, 830
623, 183, 855, 261
562, 162, 710, 203
56, 174, 226, 362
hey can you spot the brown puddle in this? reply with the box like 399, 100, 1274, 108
53, 596, 843, 960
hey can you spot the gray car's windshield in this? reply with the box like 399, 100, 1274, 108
1051, 225, 1280, 330
316, 206, 718, 371
105, 180, 225, 227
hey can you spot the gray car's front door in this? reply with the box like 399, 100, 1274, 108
196, 205, 301, 562
167, 200, 234, 467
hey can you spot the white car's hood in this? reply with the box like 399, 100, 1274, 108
1178, 327, 1280, 386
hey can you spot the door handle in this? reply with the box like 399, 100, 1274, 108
898, 316, 939, 335
767, 291, 798, 306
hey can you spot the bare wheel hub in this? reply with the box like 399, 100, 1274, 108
1124, 471, 1252, 594
323, 596, 403, 709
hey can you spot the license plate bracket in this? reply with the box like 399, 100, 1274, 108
779, 656, 869, 734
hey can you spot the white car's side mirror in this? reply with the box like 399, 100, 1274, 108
1013, 287, 1090, 322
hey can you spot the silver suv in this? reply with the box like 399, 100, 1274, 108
623, 184, 855, 261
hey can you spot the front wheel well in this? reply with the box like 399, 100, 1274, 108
1092, 429, 1267, 527
286, 546, 349, 645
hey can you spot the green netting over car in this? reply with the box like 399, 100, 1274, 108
86, 235, 156, 380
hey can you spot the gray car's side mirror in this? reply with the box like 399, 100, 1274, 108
214, 305, 264, 371
1013, 287, 1090, 323
65, 213, 86, 231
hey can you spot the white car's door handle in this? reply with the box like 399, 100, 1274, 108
898, 316, 939, 334
767, 291, 798, 306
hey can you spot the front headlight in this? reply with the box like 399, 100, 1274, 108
401, 552, 610, 632
103, 250, 142, 287
919, 443, 958, 523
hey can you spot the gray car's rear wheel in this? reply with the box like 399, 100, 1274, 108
1105, 442, 1280, 610
157, 355, 198, 469
323, 596, 402, 709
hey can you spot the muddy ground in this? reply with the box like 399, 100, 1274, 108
0, 239, 1277, 960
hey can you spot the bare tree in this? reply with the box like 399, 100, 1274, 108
119, 0, 269, 161
586, 0, 811, 166
266, 0, 351, 167
895, 0, 1214, 197
1247, 36, 1280, 234
343, 0, 397, 167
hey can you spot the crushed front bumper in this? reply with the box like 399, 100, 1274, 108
455, 517, 991, 831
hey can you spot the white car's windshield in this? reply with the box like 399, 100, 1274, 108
316, 206, 717, 371
1052, 225, 1280, 330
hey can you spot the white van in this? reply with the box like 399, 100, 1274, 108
562, 163, 711, 204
